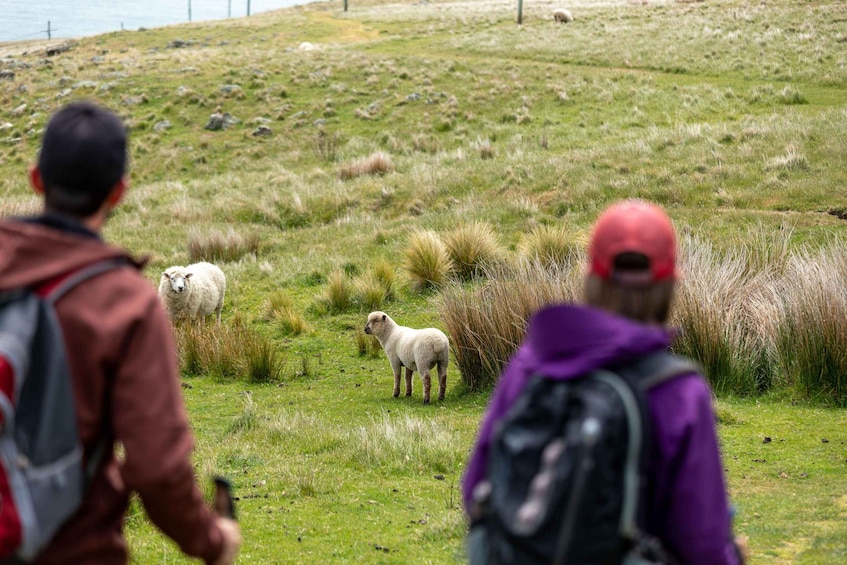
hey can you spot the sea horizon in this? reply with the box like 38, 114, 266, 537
0, 0, 308, 44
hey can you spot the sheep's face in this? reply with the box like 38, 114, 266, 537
364, 311, 388, 335
163, 271, 192, 293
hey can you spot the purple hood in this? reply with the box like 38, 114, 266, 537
462, 304, 739, 565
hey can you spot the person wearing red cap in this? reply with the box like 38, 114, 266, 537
462, 200, 747, 563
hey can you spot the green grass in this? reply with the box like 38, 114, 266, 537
3, 0, 847, 562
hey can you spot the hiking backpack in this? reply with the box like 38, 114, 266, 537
468, 351, 699, 565
0, 260, 122, 561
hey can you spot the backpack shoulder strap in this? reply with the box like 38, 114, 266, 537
43, 257, 128, 483
618, 351, 701, 391
45, 257, 130, 305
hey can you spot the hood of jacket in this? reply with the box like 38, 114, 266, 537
520, 303, 673, 380
0, 218, 142, 291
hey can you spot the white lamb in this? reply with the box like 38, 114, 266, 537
158, 262, 226, 324
364, 311, 450, 404
553, 9, 574, 23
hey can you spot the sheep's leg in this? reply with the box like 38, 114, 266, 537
392, 363, 402, 398
421, 370, 431, 404
437, 362, 447, 401
405, 367, 414, 397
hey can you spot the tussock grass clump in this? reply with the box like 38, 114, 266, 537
438, 259, 581, 391
442, 221, 502, 281
355, 328, 383, 358
311, 129, 341, 162
777, 246, 847, 406
187, 228, 260, 262
473, 137, 495, 159
174, 318, 285, 383
671, 237, 780, 396
265, 290, 309, 336
315, 270, 352, 313
354, 271, 387, 311
766, 145, 809, 171
338, 151, 393, 180
404, 230, 453, 292
372, 258, 398, 301
518, 224, 582, 268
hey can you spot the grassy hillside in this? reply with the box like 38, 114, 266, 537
2, 0, 847, 563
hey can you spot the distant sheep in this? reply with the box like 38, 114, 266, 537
553, 9, 574, 23
364, 311, 450, 404
159, 262, 226, 324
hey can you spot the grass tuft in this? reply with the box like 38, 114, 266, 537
404, 230, 453, 292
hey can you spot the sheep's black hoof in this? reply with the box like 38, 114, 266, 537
423, 398, 431, 404
393, 391, 400, 398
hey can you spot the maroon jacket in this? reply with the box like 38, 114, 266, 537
0, 217, 223, 564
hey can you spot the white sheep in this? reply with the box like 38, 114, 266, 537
553, 9, 574, 23
364, 311, 450, 404
158, 262, 226, 324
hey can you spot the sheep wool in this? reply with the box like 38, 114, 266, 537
158, 262, 226, 323
364, 311, 450, 404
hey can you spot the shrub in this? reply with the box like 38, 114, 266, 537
404, 230, 453, 292
187, 228, 260, 262
442, 221, 502, 281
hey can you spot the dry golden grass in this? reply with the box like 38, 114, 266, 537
338, 151, 393, 180
404, 229, 454, 292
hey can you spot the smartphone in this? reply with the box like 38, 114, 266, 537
213, 476, 236, 520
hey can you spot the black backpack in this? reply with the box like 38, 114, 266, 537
467, 351, 699, 565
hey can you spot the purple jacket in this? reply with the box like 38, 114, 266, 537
462, 304, 739, 565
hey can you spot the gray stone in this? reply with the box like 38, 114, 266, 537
153, 120, 172, 131
252, 125, 272, 137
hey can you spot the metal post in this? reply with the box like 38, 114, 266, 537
517, 0, 523, 24
344, 0, 348, 12
247, 0, 251, 16
228, 0, 232, 18
188, 0, 192, 21
47, 21, 51, 39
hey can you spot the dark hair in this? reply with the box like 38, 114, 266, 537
38, 101, 128, 218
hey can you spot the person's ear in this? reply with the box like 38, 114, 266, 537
107, 177, 128, 207
29, 166, 45, 195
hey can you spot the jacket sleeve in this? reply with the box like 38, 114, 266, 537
649, 374, 739, 565
111, 294, 223, 564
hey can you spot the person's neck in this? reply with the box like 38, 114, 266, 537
44, 208, 106, 235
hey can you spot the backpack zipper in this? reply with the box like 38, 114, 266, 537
552, 415, 601, 565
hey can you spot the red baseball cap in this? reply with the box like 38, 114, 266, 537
588, 200, 677, 282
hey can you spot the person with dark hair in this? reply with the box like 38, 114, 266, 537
0, 101, 241, 564
463, 200, 747, 564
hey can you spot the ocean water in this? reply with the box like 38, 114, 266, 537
0, 0, 305, 43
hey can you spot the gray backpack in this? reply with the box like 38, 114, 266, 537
0, 260, 121, 561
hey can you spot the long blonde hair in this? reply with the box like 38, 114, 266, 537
583, 274, 675, 324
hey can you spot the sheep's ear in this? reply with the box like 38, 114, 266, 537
382, 314, 386, 321
163, 272, 170, 279
185, 273, 193, 279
